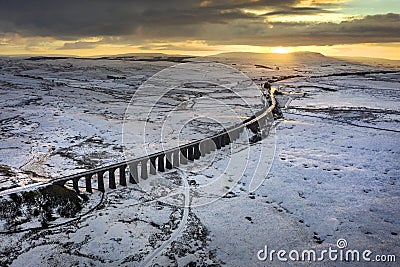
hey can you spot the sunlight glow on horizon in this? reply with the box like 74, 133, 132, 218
270, 47, 292, 54
0, 35, 399, 60
1, 42, 399, 61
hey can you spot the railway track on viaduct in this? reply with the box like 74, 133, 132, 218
0, 86, 278, 197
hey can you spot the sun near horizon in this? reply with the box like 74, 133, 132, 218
270, 47, 292, 54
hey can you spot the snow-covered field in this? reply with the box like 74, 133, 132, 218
0, 53, 399, 266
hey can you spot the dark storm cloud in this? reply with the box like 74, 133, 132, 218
278, 13, 400, 45
261, 7, 333, 16
0, 0, 295, 38
58, 41, 99, 50
196, 0, 299, 10
0, 0, 398, 46
200, 13, 400, 46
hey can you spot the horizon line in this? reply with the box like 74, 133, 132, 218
1, 50, 399, 61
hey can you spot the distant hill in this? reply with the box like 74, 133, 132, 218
333, 56, 400, 68
95, 53, 195, 63
8, 51, 399, 69
18, 53, 195, 63
204, 51, 400, 69
210, 51, 328, 62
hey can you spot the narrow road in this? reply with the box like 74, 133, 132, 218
139, 170, 190, 267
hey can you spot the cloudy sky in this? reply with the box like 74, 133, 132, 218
0, 0, 399, 58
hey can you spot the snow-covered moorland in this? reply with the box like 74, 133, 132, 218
0, 53, 399, 266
